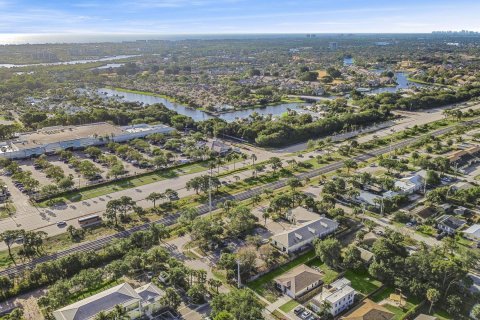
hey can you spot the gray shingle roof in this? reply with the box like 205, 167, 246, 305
274, 265, 323, 295
53, 283, 142, 320
271, 217, 338, 249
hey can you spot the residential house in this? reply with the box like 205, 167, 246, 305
357, 247, 374, 265
53, 282, 164, 320
271, 217, 338, 254
311, 278, 356, 316
463, 224, 480, 241
357, 191, 397, 208
341, 298, 395, 320
437, 215, 467, 235
453, 206, 467, 215
411, 206, 437, 222
395, 174, 424, 194
361, 232, 379, 247
414, 315, 438, 320
274, 265, 323, 299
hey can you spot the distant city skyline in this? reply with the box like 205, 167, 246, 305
0, 0, 479, 42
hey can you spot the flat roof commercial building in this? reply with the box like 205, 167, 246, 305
0, 122, 174, 160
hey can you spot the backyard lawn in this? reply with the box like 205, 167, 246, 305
371, 287, 423, 320
306, 258, 339, 284
344, 268, 382, 295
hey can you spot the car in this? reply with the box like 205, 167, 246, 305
436, 233, 445, 240
406, 222, 413, 227
294, 306, 304, 315
298, 154, 304, 158
301, 311, 311, 319
56, 221, 67, 227
168, 193, 179, 201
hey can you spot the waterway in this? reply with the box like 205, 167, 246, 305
97, 88, 306, 122
369, 72, 425, 94
0, 55, 139, 68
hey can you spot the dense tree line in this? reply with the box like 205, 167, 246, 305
198, 109, 390, 147
0, 224, 167, 301
20, 102, 194, 130
368, 229, 479, 316
356, 86, 480, 111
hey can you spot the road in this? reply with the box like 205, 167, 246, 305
359, 214, 440, 247
1, 117, 478, 278
3, 102, 479, 237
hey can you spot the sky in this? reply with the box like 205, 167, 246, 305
0, 0, 479, 36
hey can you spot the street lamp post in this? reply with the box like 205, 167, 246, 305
236, 259, 242, 288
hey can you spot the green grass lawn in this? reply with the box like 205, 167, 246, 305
279, 300, 299, 313
416, 225, 437, 237
306, 258, 339, 284
371, 287, 423, 320
344, 268, 382, 295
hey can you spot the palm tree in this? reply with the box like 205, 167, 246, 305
250, 153, 257, 166
262, 211, 270, 226
344, 159, 357, 173
215, 157, 224, 174
229, 153, 240, 170
93, 311, 110, 320
252, 194, 261, 207
112, 305, 127, 320
146, 192, 163, 208
208, 278, 222, 294
426, 288, 440, 314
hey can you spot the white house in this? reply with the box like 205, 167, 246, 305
437, 215, 467, 235
357, 191, 398, 208
394, 174, 424, 194
274, 265, 323, 299
311, 278, 355, 316
53, 282, 164, 320
271, 217, 338, 254
463, 224, 480, 241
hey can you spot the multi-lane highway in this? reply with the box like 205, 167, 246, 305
0, 117, 478, 278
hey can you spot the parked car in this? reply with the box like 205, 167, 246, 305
436, 233, 445, 240
56, 221, 67, 227
294, 306, 304, 315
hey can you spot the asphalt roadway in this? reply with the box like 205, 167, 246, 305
1, 117, 478, 278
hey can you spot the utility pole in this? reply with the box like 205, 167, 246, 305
380, 197, 384, 216
236, 259, 242, 288
209, 174, 212, 214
